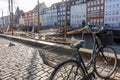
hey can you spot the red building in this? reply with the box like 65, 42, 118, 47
87, 0, 104, 26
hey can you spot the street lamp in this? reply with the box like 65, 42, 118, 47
0, 9, 4, 27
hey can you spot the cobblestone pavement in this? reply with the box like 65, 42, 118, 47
0, 38, 54, 80
0, 37, 120, 80
39, 47, 120, 80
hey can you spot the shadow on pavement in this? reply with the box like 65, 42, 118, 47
26, 50, 38, 80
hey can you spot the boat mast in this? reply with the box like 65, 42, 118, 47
37, 0, 40, 32
64, 0, 67, 39
9, 0, 14, 35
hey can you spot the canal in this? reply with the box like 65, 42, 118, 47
56, 33, 119, 49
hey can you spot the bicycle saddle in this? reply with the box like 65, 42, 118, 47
71, 40, 85, 49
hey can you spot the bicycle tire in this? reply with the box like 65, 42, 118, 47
94, 46, 117, 79
49, 60, 85, 80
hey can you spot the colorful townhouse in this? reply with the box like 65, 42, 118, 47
104, 0, 120, 29
87, 0, 104, 26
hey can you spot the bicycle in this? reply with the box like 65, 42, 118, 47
49, 27, 117, 80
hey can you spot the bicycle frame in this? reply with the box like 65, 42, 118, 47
75, 33, 102, 78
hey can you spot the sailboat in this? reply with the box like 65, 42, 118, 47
38, 0, 80, 43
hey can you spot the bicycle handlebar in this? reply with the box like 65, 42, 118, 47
90, 26, 104, 34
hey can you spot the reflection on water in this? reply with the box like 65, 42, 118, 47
51, 33, 120, 53
68, 34, 120, 49
68, 34, 94, 49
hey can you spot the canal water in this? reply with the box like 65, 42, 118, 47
68, 34, 95, 49
55, 33, 120, 49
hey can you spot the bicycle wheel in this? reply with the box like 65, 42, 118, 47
94, 46, 117, 79
49, 60, 85, 80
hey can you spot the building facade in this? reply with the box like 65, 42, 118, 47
14, 7, 24, 27
57, 0, 74, 28
87, 0, 104, 26
2, 0, 120, 30
0, 15, 10, 27
0, 18, 3, 27
19, 14, 25, 25
104, 0, 120, 29
41, 4, 58, 27
70, 0, 86, 28
32, 2, 47, 26
24, 11, 33, 26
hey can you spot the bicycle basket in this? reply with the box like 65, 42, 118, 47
96, 31, 113, 46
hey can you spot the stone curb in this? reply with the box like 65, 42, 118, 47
0, 34, 120, 67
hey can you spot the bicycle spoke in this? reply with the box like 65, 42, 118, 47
49, 60, 85, 80
94, 46, 117, 78
66, 65, 74, 80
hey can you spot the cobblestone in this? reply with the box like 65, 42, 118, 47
0, 38, 53, 80
0, 37, 120, 80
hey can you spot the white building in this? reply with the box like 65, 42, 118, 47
2, 15, 10, 27
32, 2, 47, 26
41, 4, 57, 27
70, 3, 86, 28
104, 0, 120, 29
19, 14, 25, 25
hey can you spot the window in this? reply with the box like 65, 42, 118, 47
100, 19, 103, 23
106, 6, 108, 10
117, 4, 119, 8
90, 19, 93, 23
97, 6, 99, 10
112, 12, 115, 15
101, 6, 103, 9
105, 11, 107, 16
71, 15, 74, 19
88, 8, 90, 11
94, 19, 96, 23
91, 1, 93, 5
88, 2, 90, 6
101, 0, 103, 3
109, 18, 111, 22
109, 11, 111, 15
112, 18, 114, 22
105, 18, 107, 22
94, 1, 96, 5
91, 7, 93, 10
97, 0, 100, 4
72, 2, 74, 5
67, 16, 70, 19
109, 6, 111, 9
116, 11, 119, 15
116, 17, 118, 22
67, 11, 70, 14
113, 5, 115, 9
83, 15, 85, 18
97, 19, 99, 23
94, 7, 96, 10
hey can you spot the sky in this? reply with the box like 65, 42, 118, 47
0, 0, 62, 17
